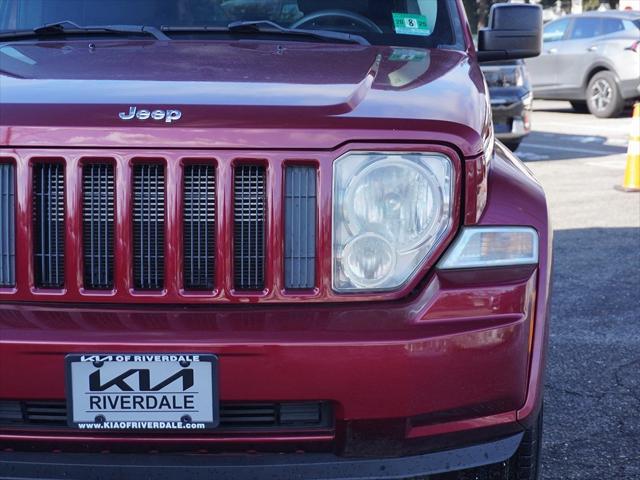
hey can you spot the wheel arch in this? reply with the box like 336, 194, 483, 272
582, 61, 619, 90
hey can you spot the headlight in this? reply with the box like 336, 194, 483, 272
482, 65, 525, 88
333, 152, 453, 292
438, 227, 538, 269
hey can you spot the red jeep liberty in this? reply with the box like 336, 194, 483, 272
0, 1, 551, 479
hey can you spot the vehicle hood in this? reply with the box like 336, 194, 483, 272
0, 40, 487, 155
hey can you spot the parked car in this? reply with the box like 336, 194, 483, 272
526, 10, 640, 118
0, 1, 551, 479
481, 59, 533, 151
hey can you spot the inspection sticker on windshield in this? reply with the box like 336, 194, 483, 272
392, 13, 431, 36
66, 354, 218, 430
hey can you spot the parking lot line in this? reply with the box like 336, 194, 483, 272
520, 143, 625, 156
584, 160, 627, 170
533, 120, 631, 136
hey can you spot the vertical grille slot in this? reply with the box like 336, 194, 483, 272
133, 164, 165, 290
234, 165, 266, 290
82, 164, 115, 290
284, 166, 316, 289
33, 163, 65, 288
0, 163, 16, 287
183, 164, 216, 290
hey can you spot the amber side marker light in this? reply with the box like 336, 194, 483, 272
438, 227, 538, 270
438, 227, 540, 354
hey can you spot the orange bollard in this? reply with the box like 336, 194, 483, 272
621, 103, 640, 192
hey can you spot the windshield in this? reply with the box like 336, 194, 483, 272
0, 0, 464, 49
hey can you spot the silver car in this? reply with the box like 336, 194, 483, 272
526, 11, 640, 118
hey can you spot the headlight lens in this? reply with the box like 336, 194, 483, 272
482, 65, 525, 88
333, 152, 453, 292
342, 233, 396, 288
438, 227, 539, 269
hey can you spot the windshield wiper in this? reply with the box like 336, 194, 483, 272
0, 20, 169, 41
161, 20, 369, 46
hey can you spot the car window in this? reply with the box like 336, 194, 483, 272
570, 17, 602, 40
0, 0, 465, 49
623, 19, 640, 32
601, 18, 624, 35
543, 18, 569, 43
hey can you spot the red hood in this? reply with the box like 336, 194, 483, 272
0, 39, 487, 155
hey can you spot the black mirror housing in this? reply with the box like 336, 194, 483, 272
477, 4, 542, 62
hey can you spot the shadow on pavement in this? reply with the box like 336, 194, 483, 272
533, 101, 635, 117
542, 227, 640, 479
515, 131, 627, 162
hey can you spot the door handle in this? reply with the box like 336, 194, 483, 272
587, 46, 597, 52
547, 48, 558, 54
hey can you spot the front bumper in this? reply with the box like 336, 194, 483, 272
0, 148, 552, 467
0, 433, 523, 480
490, 90, 532, 142
0, 268, 536, 450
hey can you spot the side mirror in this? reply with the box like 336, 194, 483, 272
477, 4, 542, 62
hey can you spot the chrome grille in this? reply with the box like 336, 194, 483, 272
33, 163, 65, 288
284, 166, 316, 289
133, 164, 165, 290
82, 164, 115, 290
0, 163, 15, 287
234, 165, 266, 290
183, 165, 216, 290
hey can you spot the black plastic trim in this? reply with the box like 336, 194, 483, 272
0, 433, 523, 480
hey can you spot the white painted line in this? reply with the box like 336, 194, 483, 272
520, 143, 625, 156
534, 121, 630, 135
517, 152, 550, 161
584, 160, 626, 170
609, 138, 631, 147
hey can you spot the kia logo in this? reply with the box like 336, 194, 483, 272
89, 368, 194, 392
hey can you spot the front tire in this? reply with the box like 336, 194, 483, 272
453, 406, 544, 480
570, 101, 589, 113
503, 139, 522, 152
507, 406, 543, 480
586, 71, 624, 118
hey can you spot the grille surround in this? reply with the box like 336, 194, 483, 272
233, 165, 266, 291
183, 164, 216, 290
0, 162, 16, 287
285, 166, 317, 289
33, 162, 65, 289
82, 164, 115, 290
132, 164, 165, 290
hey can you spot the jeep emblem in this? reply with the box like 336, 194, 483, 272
118, 106, 182, 123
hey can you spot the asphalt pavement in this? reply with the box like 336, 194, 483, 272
517, 100, 640, 480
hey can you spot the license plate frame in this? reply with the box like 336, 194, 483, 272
65, 353, 218, 430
